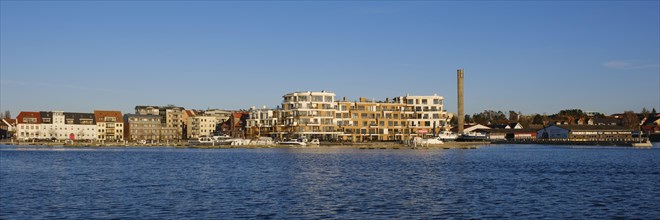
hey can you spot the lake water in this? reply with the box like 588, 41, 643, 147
1, 144, 659, 219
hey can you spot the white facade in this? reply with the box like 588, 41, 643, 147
187, 116, 217, 138
247, 107, 277, 128
16, 118, 40, 141
402, 94, 450, 132
41, 111, 97, 141
17, 111, 98, 141
281, 91, 339, 137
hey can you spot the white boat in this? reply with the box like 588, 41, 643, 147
188, 137, 216, 145
308, 139, 320, 145
278, 139, 308, 146
413, 137, 444, 146
252, 137, 275, 145
437, 131, 458, 141
632, 140, 652, 147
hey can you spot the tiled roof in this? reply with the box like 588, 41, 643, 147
94, 110, 124, 123
17, 112, 41, 124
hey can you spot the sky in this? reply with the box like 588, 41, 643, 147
1, 1, 659, 116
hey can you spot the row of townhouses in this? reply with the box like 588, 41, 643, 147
11, 91, 452, 142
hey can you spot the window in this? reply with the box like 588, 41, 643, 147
407, 99, 414, 105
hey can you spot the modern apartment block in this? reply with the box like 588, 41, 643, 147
16, 111, 97, 141
337, 95, 451, 142
247, 91, 452, 142
246, 106, 277, 138
277, 91, 342, 140
94, 110, 124, 141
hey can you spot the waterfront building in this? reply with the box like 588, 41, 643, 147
220, 111, 249, 138
0, 118, 16, 139
537, 125, 633, 140
187, 115, 217, 139
94, 110, 124, 141
124, 114, 162, 142
278, 91, 341, 140
15, 112, 41, 140
135, 105, 184, 141
336, 94, 451, 142
16, 111, 97, 141
246, 106, 278, 139
203, 109, 232, 124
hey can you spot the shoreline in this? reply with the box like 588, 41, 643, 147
0, 141, 488, 150
2, 140, 654, 149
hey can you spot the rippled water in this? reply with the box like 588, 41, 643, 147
1, 144, 659, 219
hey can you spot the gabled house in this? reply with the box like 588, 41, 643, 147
94, 110, 124, 141
0, 118, 16, 139
16, 111, 41, 140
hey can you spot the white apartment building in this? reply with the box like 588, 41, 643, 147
279, 91, 342, 139
247, 106, 277, 138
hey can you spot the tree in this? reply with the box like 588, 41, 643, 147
508, 110, 519, 122
3, 111, 9, 119
622, 111, 641, 129
532, 114, 544, 125
642, 108, 650, 118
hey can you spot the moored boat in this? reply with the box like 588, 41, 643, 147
278, 139, 307, 146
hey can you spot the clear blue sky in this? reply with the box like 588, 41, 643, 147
1, 1, 659, 116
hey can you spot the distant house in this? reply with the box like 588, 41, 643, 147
463, 124, 491, 133
94, 110, 124, 141
478, 128, 537, 140
588, 117, 619, 126
490, 123, 523, 129
537, 125, 633, 139
0, 119, 16, 139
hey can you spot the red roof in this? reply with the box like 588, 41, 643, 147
17, 112, 41, 124
94, 110, 123, 123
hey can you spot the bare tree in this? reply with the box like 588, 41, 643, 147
3, 111, 10, 119
622, 111, 641, 129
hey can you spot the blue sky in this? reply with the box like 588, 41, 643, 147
1, 1, 659, 116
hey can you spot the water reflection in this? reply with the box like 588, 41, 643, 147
1, 145, 659, 219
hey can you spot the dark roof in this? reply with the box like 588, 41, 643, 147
40, 111, 53, 124
477, 128, 538, 134
63, 112, 96, 124
590, 117, 619, 124
542, 125, 632, 131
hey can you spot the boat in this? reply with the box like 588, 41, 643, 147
632, 140, 652, 147
459, 132, 488, 141
308, 139, 320, 145
437, 131, 458, 141
251, 137, 275, 145
413, 137, 444, 146
188, 137, 216, 146
278, 139, 307, 146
